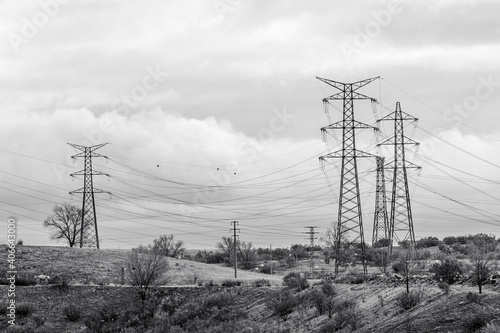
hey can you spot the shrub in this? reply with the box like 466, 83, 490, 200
253, 279, 271, 287
49, 274, 71, 287
466, 291, 482, 304
266, 290, 298, 321
464, 311, 490, 332
260, 264, 272, 274
63, 304, 81, 321
320, 307, 359, 332
334, 297, 356, 313
310, 290, 326, 315
395, 290, 421, 310
16, 273, 37, 286
321, 280, 337, 297
282, 272, 309, 291
437, 281, 450, 294
205, 292, 235, 309
16, 303, 33, 317
430, 258, 463, 284
221, 279, 242, 287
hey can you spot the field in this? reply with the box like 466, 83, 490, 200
1, 245, 500, 332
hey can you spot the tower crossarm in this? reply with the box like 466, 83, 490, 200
322, 120, 380, 131
320, 149, 376, 159
377, 111, 418, 123
324, 92, 378, 102
378, 136, 419, 146
316, 76, 380, 92
70, 188, 111, 195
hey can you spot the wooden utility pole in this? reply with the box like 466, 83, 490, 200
231, 221, 239, 278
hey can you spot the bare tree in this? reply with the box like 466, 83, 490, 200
468, 246, 497, 294
43, 203, 86, 247
238, 241, 257, 269
171, 239, 185, 258
153, 234, 185, 257
217, 236, 238, 266
126, 246, 169, 301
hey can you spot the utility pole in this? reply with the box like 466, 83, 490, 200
230, 221, 239, 278
372, 156, 389, 245
69, 143, 111, 249
377, 102, 420, 254
269, 243, 273, 275
304, 226, 319, 274
318, 76, 380, 276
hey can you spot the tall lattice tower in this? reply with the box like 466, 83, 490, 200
372, 156, 389, 245
318, 76, 379, 276
377, 102, 420, 253
69, 143, 111, 249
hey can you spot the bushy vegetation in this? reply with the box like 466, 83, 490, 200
282, 272, 309, 291
437, 281, 450, 293
430, 258, 463, 284
395, 289, 422, 310
16, 303, 33, 317
319, 298, 359, 332
463, 311, 491, 332
266, 290, 298, 321
15, 272, 37, 286
63, 304, 80, 321
466, 291, 482, 304
252, 279, 271, 287
48, 274, 71, 287
221, 279, 242, 287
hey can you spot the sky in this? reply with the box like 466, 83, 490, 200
1, 0, 499, 250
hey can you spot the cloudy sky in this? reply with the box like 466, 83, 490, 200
1, 0, 499, 249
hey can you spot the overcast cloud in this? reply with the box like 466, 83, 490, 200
1, 0, 499, 249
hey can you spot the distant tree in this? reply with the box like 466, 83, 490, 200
153, 234, 185, 258
373, 238, 390, 248
442, 236, 458, 245
125, 246, 169, 302
468, 234, 497, 252
238, 241, 257, 269
43, 203, 86, 247
272, 248, 289, 260
217, 236, 239, 267
416, 236, 439, 248
468, 246, 497, 294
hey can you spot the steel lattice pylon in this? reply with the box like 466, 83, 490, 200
317, 76, 379, 276
377, 102, 420, 253
69, 143, 111, 249
372, 156, 389, 245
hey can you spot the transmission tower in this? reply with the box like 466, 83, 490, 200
69, 143, 111, 249
372, 156, 389, 245
304, 226, 319, 248
304, 226, 319, 274
318, 76, 379, 276
377, 102, 420, 253
230, 221, 240, 278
